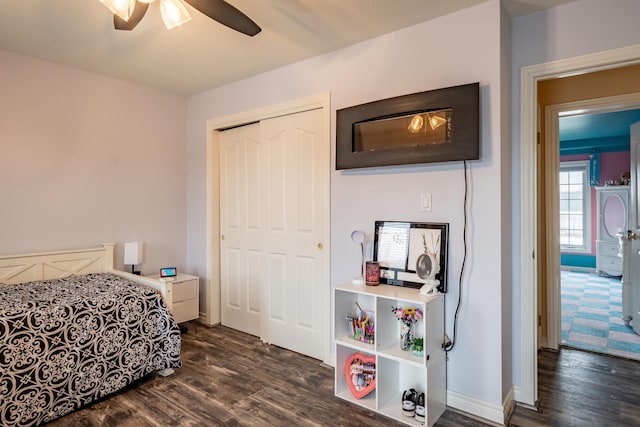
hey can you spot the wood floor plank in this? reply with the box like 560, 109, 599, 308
44, 324, 640, 426
510, 347, 640, 427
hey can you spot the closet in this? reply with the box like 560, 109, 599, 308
218, 107, 329, 361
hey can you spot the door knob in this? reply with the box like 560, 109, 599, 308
317, 243, 323, 250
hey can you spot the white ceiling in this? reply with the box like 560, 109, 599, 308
0, 0, 576, 96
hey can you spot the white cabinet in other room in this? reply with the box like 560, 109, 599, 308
596, 185, 630, 276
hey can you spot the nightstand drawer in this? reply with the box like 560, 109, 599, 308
173, 279, 198, 302
144, 273, 199, 324
172, 299, 199, 323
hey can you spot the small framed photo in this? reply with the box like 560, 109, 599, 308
160, 267, 177, 278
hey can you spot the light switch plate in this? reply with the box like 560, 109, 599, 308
421, 193, 432, 212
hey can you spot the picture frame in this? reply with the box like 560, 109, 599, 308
373, 221, 449, 293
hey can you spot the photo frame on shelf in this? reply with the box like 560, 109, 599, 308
373, 221, 449, 293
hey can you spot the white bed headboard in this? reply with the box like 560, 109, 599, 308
0, 243, 115, 284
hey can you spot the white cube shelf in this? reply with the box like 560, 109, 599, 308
334, 283, 446, 426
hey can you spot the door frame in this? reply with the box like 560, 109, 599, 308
519, 44, 640, 406
631, 122, 640, 334
204, 92, 332, 364
545, 94, 640, 351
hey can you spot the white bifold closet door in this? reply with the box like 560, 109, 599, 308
219, 108, 327, 360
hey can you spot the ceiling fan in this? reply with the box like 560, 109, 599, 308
98, 0, 261, 35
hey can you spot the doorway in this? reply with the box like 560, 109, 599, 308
519, 46, 640, 407
543, 97, 640, 351
549, 105, 640, 360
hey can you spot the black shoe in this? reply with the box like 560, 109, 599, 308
401, 388, 417, 417
415, 392, 425, 423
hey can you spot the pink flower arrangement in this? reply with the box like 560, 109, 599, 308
392, 306, 423, 323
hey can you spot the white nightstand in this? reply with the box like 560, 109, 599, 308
145, 273, 199, 323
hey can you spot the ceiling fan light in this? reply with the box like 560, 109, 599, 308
160, 0, 192, 30
98, 0, 135, 21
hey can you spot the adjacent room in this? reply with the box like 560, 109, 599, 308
558, 109, 640, 360
2, 0, 640, 426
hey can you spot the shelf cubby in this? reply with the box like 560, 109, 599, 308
334, 343, 377, 411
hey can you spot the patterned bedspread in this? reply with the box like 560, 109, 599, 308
0, 273, 182, 426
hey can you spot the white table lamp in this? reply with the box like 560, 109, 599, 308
351, 230, 365, 285
124, 241, 144, 275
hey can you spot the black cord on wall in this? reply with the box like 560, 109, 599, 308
444, 160, 469, 353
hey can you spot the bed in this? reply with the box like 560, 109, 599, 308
0, 243, 182, 426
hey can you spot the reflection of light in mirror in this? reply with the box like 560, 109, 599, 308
408, 113, 447, 133
428, 114, 447, 130
408, 115, 424, 133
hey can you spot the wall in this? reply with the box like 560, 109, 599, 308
538, 64, 640, 103
0, 49, 188, 275
188, 0, 510, 418
511, 0, 640, 392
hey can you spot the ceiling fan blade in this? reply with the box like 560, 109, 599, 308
114, 2, 149, 31
184, 0, 261, 36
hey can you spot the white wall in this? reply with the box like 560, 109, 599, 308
188, 0, 510, 415
0, 49, 188, 275
510, 0, 640, 389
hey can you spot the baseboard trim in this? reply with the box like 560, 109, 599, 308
199, 313, 218, 326
561, 265, 596, 274
513, 385, 522, 403
503, 387, 516, 424
326, 354, 336, 368
447, 387, 513, 426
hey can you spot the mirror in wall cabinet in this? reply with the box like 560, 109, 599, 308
603, 193, 627, 238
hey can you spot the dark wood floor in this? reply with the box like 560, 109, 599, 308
509, 346, 640, 426
47, 324, 640, 426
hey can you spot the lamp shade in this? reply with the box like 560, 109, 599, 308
124, 241, 144, 265
160, 0, 191, 29
98, 0, 136, 21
